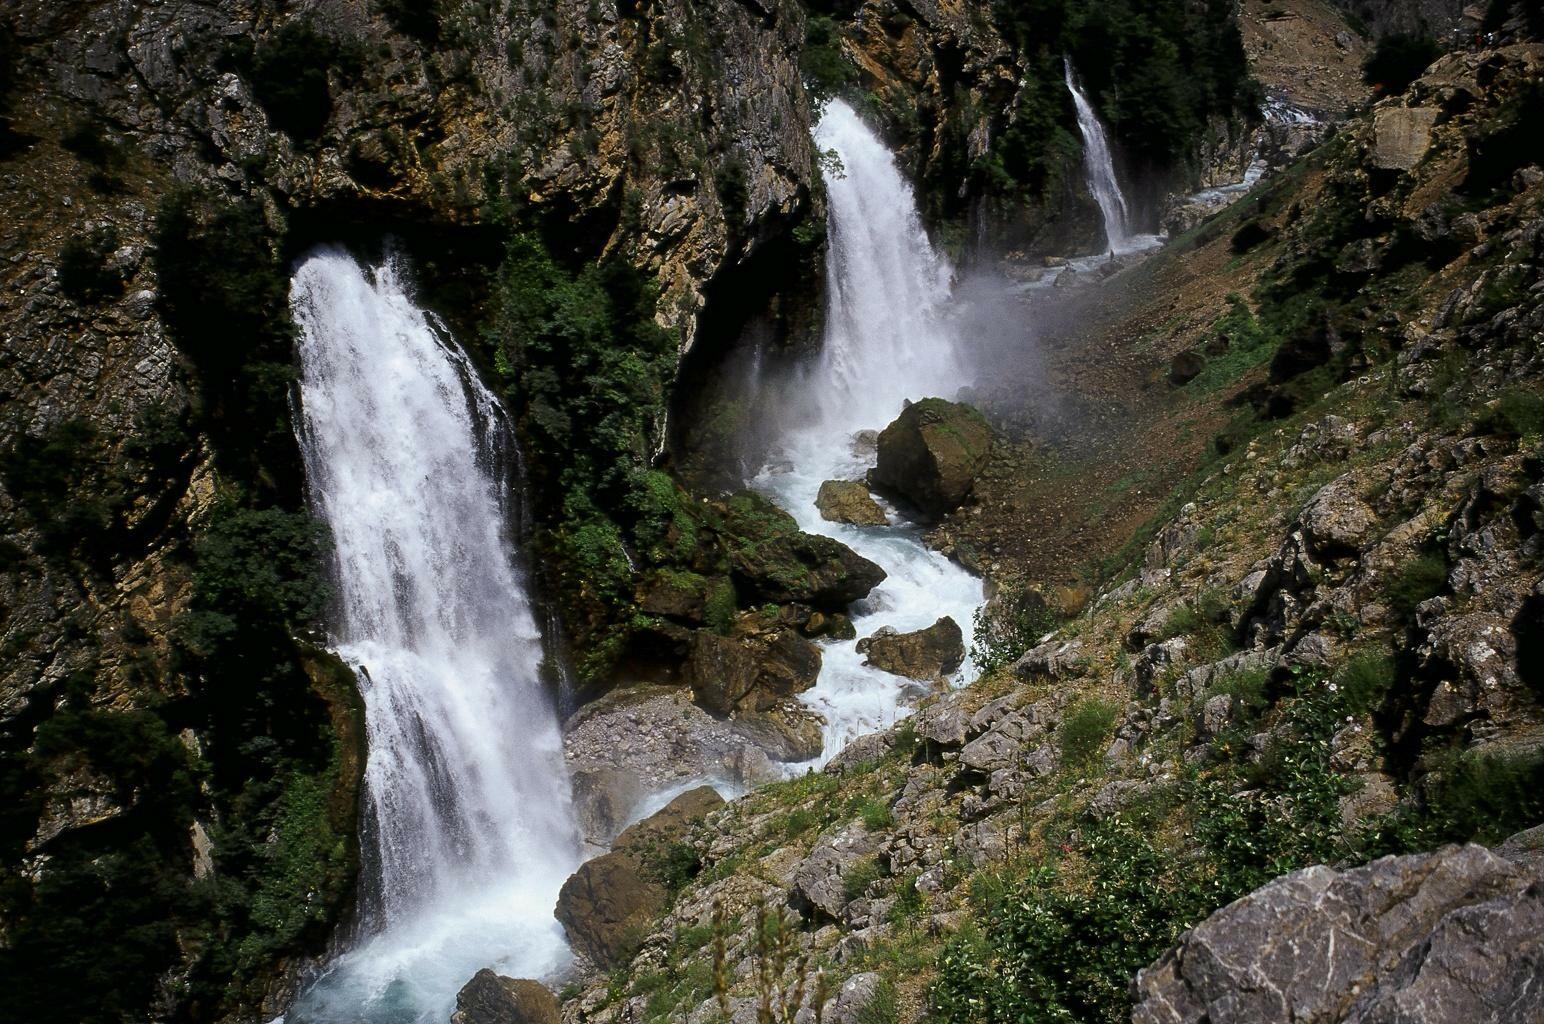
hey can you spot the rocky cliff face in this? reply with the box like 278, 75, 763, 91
0, 1, 820, 1019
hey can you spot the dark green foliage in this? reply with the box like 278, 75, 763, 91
1368, 747, 1544, 852
802, 15, 857, 102
484, 231, 679, 681
1362, 32, 1441, 95
640, 839, 703, 894
245, 21, 358, 143
176, 503, 330, 660
1476, 386, 1544, 439
152, 192, 299, 494
1057, 698, 1117, 768
2, 711, 199, 1024
932, 824, 1213, 1024
1383, 548, 1450, 620
379, 0, 441, 43
991, 0, 1260, 167
61, 117, 128, 192
58, 227, 124, 304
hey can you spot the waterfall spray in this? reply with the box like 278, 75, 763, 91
287, 249, 579, 1023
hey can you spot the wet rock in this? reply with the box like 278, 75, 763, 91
686, 627, 822, 715
718, 492, 887, 607
1132, 841, 1544, 1024
858, 617, 965, 680
451, 971, 561, 1024
1371, 106, 1438, 171
816, 480, 888, 527
869, 398, 994, 521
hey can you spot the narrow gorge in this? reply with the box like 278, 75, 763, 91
1, 2, 1541, 1024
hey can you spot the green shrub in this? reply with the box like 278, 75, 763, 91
842, 856, 884, 901
1477, 386, 1544, 439
245, 21, 359, 143
1383, 549, 1449, 620
1362, 32, 1441, 96
1371, 747, 1544, 851
1058, 698, 1117, 768
802, 15, 857, 101
379, 0, 441, 43
58, 227, 123, 303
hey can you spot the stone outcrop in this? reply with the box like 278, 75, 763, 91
1132, 840, 1544, 1024
870, 399, 993, 521
1372, 106, 1440, 171
686, 626, 822, 715
816, 480, 889, 526
452, 971, 561, 1024
858, 617, 965, 681
555, 786, 724, 967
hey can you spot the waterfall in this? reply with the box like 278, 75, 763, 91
1064, 58, 1134, 254
286, 249, 579, 1023
756, 100, 984, 756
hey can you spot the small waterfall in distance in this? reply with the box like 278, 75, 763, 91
1064, 57, 1134, 254
755, 99, 984, 755
287, 249, 579, 1023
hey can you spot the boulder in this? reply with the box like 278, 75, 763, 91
1169, 350, 1206, 385
635, 570, 733, 625
555, 786, 726, 967
869, 398, 993, 521
685, 627, 821, 715
717, 492, 886, 607
790, 824, 883, 920
857, 617, 965, 681
1132, 841, 1544, 1024
1299, 478, 1376, 556
554, 850, 667, 966
1371, 106, 1438, 171
451, 971, 561, 1024
816, 480, 888, 526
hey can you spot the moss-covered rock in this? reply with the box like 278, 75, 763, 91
717, 492, 887, 607
870, 399, 994, 521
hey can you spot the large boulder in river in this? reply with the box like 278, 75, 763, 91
717, 492, 886, 607
869, 398, 993, 520
858, 617, 965, 681
685, 626, 822, 715
816, 480, 888, 526
452, 971, 560, 1024
1131, 836, 1544, 1024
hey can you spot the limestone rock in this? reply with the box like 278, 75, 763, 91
858, 617, 965, 681
790, 824, 883, 921
554, 850, 668, 967
1371, 106, 1439, 171
1300, 478, 1377, 556
816, 480, 888, 527
612, 786, 725, 859
869, 398, 993, 521
1132, 841, 1544, 1024
1012, 639, 1086, 680
451, 971, 560, 1024
915, 696, 970, 748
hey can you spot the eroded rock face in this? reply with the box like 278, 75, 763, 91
687, 626, 822, 715
1131, 841, 1544, 1024
451, 971, 561, 1024
870, 398, 993, 521
858, 617, 965, 681
816, 479, 888, 526
1372, 106, 1439, 171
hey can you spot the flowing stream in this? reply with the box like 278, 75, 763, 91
755, 100, 985, 758
286, 250, 579, 1023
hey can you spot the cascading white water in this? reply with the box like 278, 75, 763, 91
286, 249, 579, 1024
1064, 58, 1136, 255
756, 100, 985, 757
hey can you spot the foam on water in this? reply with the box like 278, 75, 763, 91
756, 100, 985, 760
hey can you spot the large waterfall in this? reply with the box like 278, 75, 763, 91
756, 100, 985, 756
286, 250, 579, 1023
1064, 58, 1134, 254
